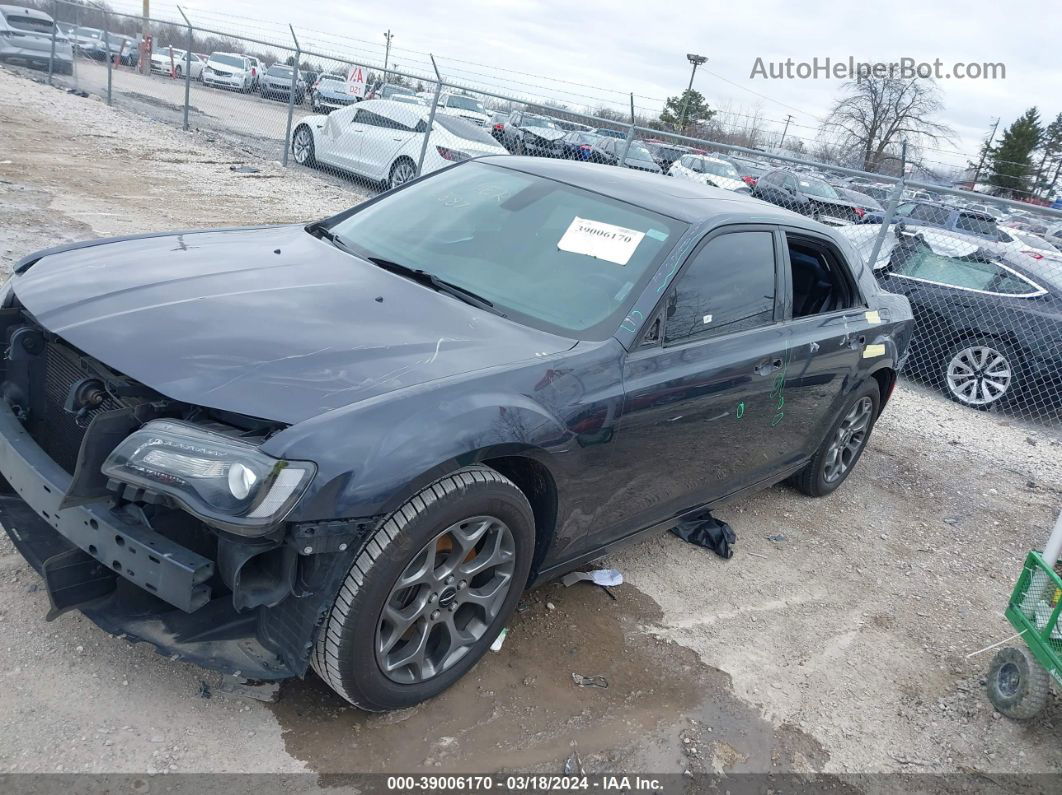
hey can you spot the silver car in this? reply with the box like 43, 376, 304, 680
259, 64, 306, 103
311, 73, 356, 113
0, 4, 72, 74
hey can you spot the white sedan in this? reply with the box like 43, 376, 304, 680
668, 154, 750, 193
149, 47, 204, 79
291, 99, 509, 189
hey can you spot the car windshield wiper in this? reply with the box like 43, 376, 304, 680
364, 256, 505, 317
305, 220, 337, 242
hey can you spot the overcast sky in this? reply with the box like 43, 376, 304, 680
127, 0, 1060, 170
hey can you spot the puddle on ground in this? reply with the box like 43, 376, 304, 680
271, 581, 828, 777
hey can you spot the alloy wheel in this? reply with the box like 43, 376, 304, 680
946, 345, 1012, 406
390, 161, 416, 187
292, 128, 312, 164
823, 396, 873, 484
375, 515, 516, 684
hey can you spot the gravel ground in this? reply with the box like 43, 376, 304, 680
1, 65, 1061, 782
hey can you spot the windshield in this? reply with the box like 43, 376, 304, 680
702, 160, 739, 179
626, 143, 654, 162
446, 96, 485, 113
798, 177, 839, 199
319, 75, 343, 83
6, 13, 54, 34
325, 162, 686, 338
266, 66, 292, 77
523, 115, 557, 130
211, 54, 246, 68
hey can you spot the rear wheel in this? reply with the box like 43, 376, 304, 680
792, 380, 880, 497
987, 645, 1050, 720
941, 337, 1021, 410
311, 466, 534, 710
388, 158, 417, 189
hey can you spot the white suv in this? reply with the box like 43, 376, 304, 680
202, 52, 253, 91
436, 93, 490, 127
668, 154, 750, 193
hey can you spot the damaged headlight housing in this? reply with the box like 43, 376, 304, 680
102, 420, 315, 535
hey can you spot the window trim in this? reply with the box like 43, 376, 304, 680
630, 224, 786, 351
779, 228, 868, 321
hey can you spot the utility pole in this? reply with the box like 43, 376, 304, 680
678, 53, 706, 133
971, 117, 999, 190
140, 0, 150, 74
383, 29, 393, 80
779, 114, 794, 149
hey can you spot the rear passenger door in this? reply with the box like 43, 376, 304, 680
589, 227, 794, 546
776, 229, 872, 461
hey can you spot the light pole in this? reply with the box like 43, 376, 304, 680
678, 53, 706, 132
383, 29, 393, 80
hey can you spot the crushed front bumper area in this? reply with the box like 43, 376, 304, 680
0, 395, 379, 681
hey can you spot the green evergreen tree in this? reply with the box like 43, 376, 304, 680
988, 107, 1042, 196
660, 90, 713, 132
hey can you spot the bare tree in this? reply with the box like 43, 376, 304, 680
820, 77, 954, 173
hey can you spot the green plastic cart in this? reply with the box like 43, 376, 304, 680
987, 548, 1062, 720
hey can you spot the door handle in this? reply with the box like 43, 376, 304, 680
754, 358, 783, 376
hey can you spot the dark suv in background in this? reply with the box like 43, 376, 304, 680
753, 168, 871, 225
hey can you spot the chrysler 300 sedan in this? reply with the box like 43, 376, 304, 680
0, 158, 911, 710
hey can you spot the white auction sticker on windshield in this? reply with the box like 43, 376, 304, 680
557, 217, 646, 265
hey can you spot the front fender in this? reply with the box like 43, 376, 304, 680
264, 383, 575, 523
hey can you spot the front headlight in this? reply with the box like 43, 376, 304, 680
102, 420, 315, 536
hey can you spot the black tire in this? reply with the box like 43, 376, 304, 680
987, 646, 1050, 720
291, 125, 316, 167
311, 466, 535, 711
939, 336, 1023, 411
791, 379, 880, 497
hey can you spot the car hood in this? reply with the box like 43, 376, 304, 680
13, 225, 574, 425
701, 175, 746, 192
524, 128, 567, 142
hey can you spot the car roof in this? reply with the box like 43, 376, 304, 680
477, 156, 818, 226
356, 98, 427, 124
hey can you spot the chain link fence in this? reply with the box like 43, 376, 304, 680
5, 0, 1062, 426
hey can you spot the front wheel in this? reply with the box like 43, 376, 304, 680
311, 466, 535, 710
987, 645, 1050, 720
791, 380, 880, 497
292, 125, 316, 166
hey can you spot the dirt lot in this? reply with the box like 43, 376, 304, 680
1, 65, 1062, 782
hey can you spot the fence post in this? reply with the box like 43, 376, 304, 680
282, 25, 301, 166
47, 0, 57, 84
177, 5, 192, 130
71, 0, 79, 87
619, 123, 635, 167
415, 56, 443, 178
865, 141, 908, 269
103, 14, 112, 105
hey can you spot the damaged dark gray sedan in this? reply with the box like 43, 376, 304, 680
0, 157, 912, 710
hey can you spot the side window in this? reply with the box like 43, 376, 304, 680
679, 155, 691, 168
353, 109, 379, 126
783, 174, 799, 192
664, 231, 777, 344
891, 248, 1000, 290
894, 202, 916, 217
786, 235, 857, 317
992, 270, 1042, 296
